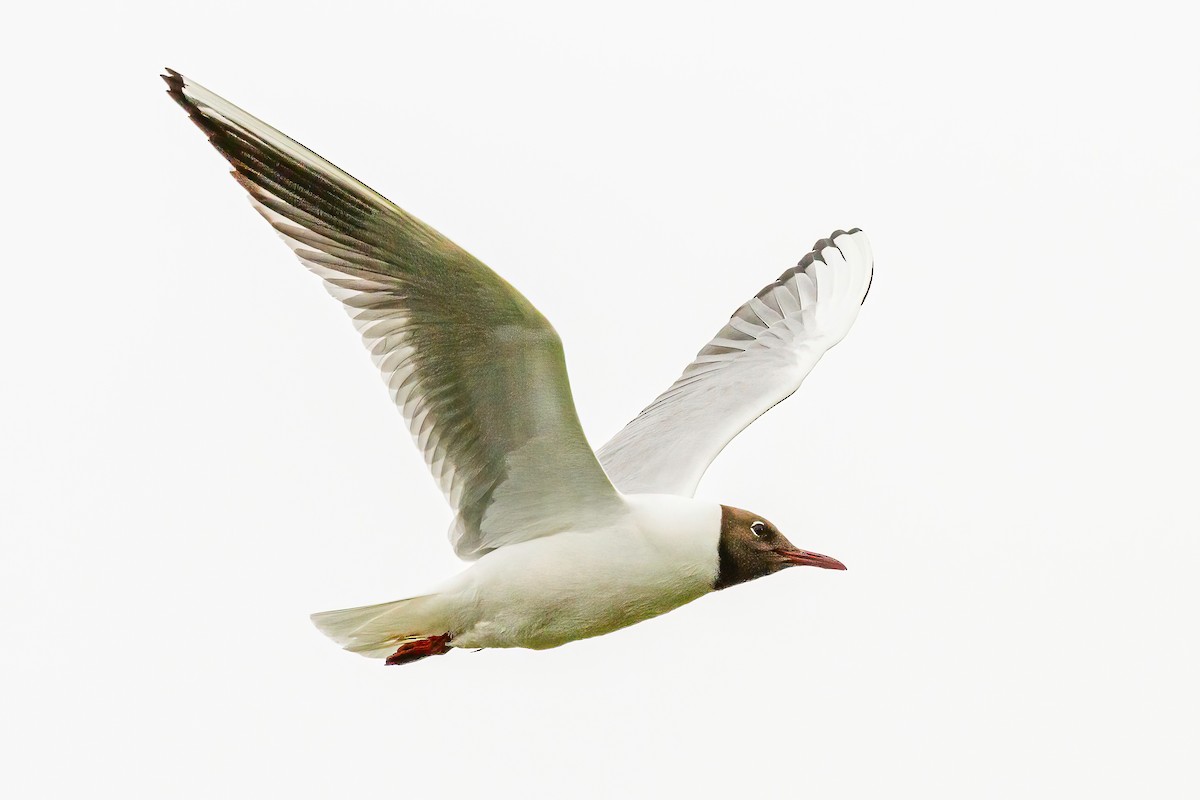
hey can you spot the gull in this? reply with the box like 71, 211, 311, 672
164, 69, 873, 666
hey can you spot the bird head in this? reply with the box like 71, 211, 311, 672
714, 505, 846, 590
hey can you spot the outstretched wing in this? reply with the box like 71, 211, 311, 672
597, 229, 873, 496
165, 70, 622, 559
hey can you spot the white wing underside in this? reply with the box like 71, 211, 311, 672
597, 230, 873, 497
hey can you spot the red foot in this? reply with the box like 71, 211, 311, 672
385, 633, 452, 666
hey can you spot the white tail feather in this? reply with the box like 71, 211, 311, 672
310, 595, 445, 659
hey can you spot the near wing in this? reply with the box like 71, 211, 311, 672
164, 70, 622, 559
596, 229, 873, 496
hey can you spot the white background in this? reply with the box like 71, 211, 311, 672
2, 2, 1197, 798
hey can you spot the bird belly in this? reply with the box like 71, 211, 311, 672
446, 531, 717, 650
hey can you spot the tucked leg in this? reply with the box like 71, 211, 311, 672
385, 633, 452, 666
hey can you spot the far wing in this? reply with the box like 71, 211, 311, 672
596, 230, 873, 496
165, 70, 623, 559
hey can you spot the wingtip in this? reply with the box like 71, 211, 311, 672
161, 67, 184, 91
161, 68, 222, 141
829, 227, 865, 241
831, 228, 873, 306
161, 68, 191, 112
773, 227, 873, 298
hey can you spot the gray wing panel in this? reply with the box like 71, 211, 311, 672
166, 70, 622, 559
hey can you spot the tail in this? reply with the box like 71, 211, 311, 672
310, 595, 447, 659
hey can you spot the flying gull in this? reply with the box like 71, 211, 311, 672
163, 69, 873, 666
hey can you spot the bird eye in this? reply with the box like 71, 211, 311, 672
750, 521, 768, 538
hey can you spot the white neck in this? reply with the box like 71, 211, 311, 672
623, 493, 722, 585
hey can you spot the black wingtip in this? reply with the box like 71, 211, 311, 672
161, 67, 183, 93
160, 68, 223, 143
161, 68, 192, 113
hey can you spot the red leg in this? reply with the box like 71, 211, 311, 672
385, 633, 452, 666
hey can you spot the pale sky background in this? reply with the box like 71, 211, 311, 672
2, 2, 1197, 798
